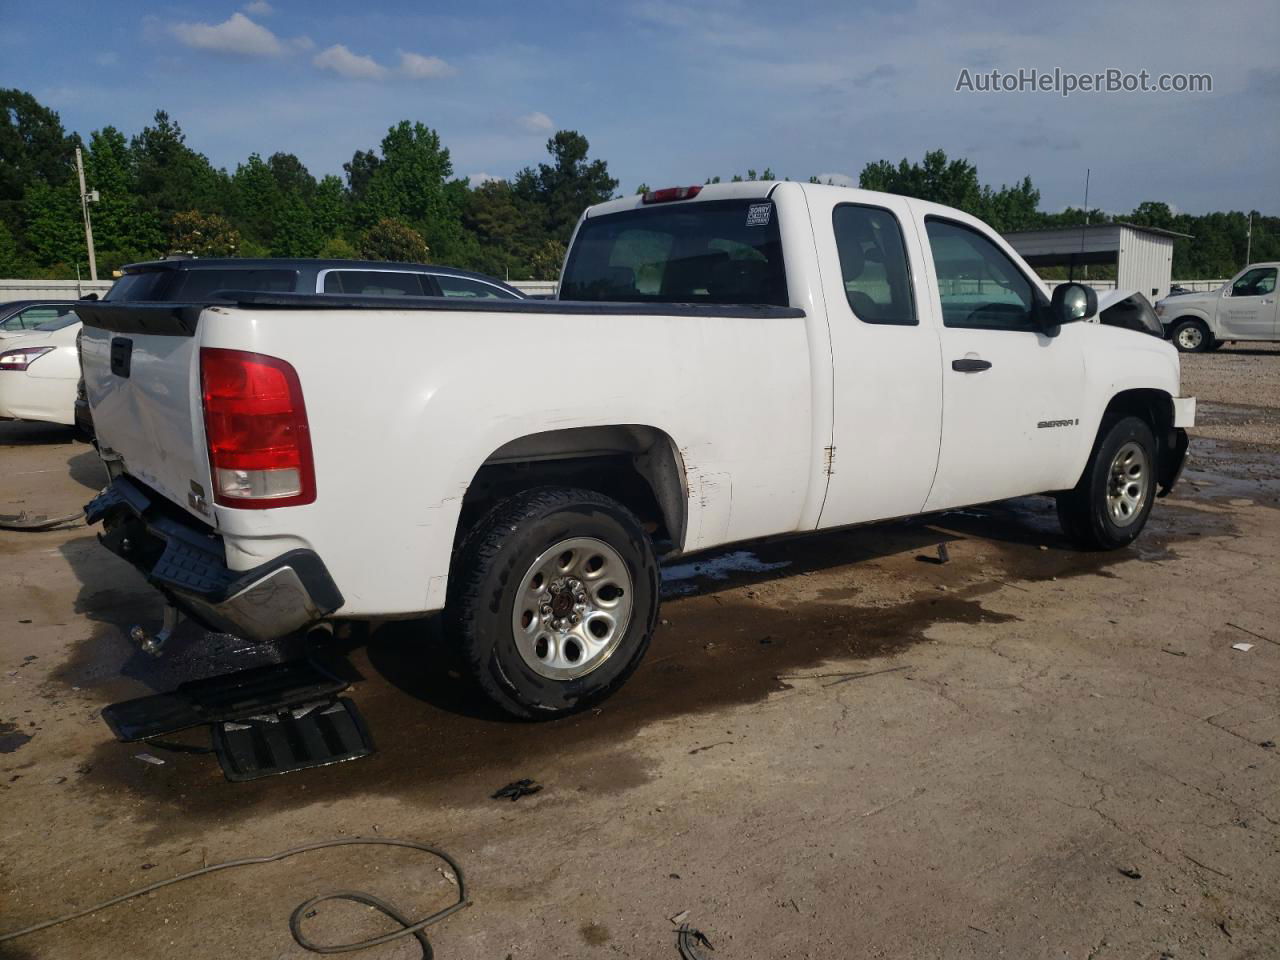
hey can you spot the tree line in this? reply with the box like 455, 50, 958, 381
1, 89, 1273, 283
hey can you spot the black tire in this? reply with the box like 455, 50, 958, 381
1057, 415, 1157, 550
1169, 317, 1211, 353
446, 487, 660, 719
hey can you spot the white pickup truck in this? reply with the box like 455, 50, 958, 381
1156, 261, 1279, 351
78, 182, 1195, 718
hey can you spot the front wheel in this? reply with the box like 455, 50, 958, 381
1170, 318, 1212, 353
446, 487, 660, 719
1057, 416, 1157, 550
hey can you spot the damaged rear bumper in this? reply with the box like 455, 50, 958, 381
84, 476, 343, 642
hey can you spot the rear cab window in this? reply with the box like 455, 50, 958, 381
560, 199, 789, 306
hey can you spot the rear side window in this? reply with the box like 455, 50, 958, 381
323, 271, 431, 297
435, 275, 519, 299
560, 199, 789, 306
173, 269, 297, 299
832, 205, 916, 325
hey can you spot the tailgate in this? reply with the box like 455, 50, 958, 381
77, 303, 213, 521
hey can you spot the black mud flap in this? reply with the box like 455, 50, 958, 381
102, 659, 350, 742
212, 698, 374, 782
1157, 427, 1190, 497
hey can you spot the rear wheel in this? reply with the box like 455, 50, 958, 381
446, 487, 659, 719
1057, 416, 1157, 550
1170, 318, 1211, 353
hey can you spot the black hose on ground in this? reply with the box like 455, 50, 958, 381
0, 837, 469, 957
0, 510, 83, 531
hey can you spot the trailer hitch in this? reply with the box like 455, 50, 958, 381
129, 605, 182, 657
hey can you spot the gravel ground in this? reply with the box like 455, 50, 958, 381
1182, 342, 1280, 448
1, 344, 1277, 960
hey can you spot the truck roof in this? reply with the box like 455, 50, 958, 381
584, 180, 984, 223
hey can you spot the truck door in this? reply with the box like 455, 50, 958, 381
914, 209, 1088, 512
816, 197, 944, 528
1219, 266, 1278, 339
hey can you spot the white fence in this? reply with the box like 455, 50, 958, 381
0, 279, 115, 301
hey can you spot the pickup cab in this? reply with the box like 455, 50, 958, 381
1156, 261, 1280, 351
77, 182, 1196, 718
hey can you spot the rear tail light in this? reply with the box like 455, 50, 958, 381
200, 348, 315, 508
0, 346, 54, 371
642, 185, 703, 204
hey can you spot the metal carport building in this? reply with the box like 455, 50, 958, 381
1003, 222, 1192, 302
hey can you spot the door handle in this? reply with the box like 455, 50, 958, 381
951, 358, 992, 373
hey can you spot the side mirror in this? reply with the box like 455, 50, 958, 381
1050, 283, 1097, 325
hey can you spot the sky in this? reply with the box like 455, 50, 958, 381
2, 0, 1277, 215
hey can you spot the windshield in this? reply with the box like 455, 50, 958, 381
560, 199, 789, 306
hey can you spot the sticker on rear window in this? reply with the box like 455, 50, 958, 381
746, 203, 772, 227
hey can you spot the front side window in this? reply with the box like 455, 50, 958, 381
925, 218, 1038, 331
323, 270, 428, 297
1232, 267, 1277, 297
832, 205, 915, 325
560, 199, 788, 306
435, 275, 518, 299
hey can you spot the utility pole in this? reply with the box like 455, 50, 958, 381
75, 147, 98, 282
1245, 212, 1253, 266
1079, 168, 1090, 282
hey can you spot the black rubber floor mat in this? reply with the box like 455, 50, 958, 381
212, 698, 374, 782
102, 658, 349, 742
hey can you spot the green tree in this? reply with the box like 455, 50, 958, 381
358, 217, 429, 262
461, 179, 538, 278
859, 149, 984, 213
513, 130, 618, 246
84, 126, 164, 261
528, 238, 567, 280
0, 89, 77, 231
169, 210, 240, 256
131, 111, 230, 223
0, 219, 27, 276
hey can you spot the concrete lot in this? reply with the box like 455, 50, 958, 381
2, 346, 1278, 960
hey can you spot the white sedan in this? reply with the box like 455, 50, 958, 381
0, 316, 81, 426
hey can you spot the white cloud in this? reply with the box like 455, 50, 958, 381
312, 44, 386, 80
243, 0, 273, 14
171, 12, 282, 57
518, 111, 554, 133
94, 51, 119, 67
290, 35, 315, 51
398, 50, 455, 79
813, 172, 855, 187
467, 172, 502, 185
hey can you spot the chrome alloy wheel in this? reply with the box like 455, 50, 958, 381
1107, 440, 1150, 527
1176, 324, 1204, 350
510, 537, 634, 680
